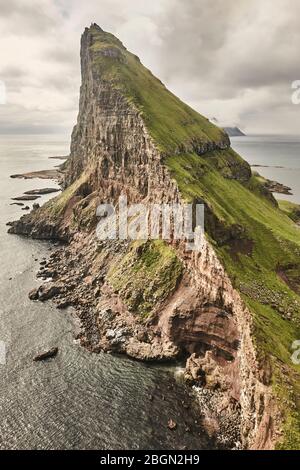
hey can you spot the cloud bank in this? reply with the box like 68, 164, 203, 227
0, 0, 299, 135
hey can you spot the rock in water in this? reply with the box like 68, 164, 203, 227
33, 347, 58, 362
11, 195, 41, 201
24, 188, 60, 195
223, 126, 245, 137
49, 155, 69, 160
28, 288, 39, 300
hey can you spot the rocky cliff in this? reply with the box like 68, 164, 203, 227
9, 24, 300, 449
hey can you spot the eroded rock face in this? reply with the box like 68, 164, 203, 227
8, 24, 280, 449
65, 28, 180, 208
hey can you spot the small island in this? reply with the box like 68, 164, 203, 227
223, 127, 245, 137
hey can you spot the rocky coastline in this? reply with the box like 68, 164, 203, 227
10, 168, 63, 181
263, 179, 293, 195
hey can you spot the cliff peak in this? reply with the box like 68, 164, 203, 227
79, 25, 229, 156
90, 23, 103, 32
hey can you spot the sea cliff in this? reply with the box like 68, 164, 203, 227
8, 24, 300, 449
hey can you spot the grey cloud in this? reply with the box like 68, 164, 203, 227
45, 46, 78, 66
148, 0, 300, 132
155, 0, 241, 79
43, 73, 79, 92
0, 66, 27, 79
0, 0, 57, 35
0, 0, 299, 135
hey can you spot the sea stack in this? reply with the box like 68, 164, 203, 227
8, 24, 300, 450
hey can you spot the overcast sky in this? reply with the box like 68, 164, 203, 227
0, 0, 299, 136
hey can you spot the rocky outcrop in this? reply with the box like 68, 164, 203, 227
24, 188, 60, 195
8, 24, 283, 449
33, 347, 58, 362
264, 179, 293, 195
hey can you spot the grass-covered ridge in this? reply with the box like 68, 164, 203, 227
88, 25, 228, 154
279, 200, 300, 224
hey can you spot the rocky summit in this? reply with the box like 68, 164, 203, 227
8, 24, 300, 449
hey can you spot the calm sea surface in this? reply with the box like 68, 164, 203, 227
2, 133, 297, 449
0, 135, 214, 450
231, 135, 300, 204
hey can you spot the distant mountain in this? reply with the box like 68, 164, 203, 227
224, 126, 245, 137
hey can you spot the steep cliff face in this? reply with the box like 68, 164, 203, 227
64, 24, 231, 206
65, 33, 178, 206
9, 24, 300, 449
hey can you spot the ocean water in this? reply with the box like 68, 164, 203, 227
3, 133, 297, 450
231, 135, 300, 204
0, 135, 214, 450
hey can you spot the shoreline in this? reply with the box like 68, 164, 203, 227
231, 135, 300, 205
7, 156, 243, 450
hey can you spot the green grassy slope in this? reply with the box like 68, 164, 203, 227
279, 200, 300, 224
108, 240, 183, 318
166, 151, 300, 448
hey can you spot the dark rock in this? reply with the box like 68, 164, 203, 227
11, 195, 40, 201
29, 288, 40, 300
33, 347, 58, 362
94, 287, 101, 298
56, 300, 71, 310
37, 269, 57, 279
24, 188, 60, 195
10, 169, 60, 180
38, 285, 62, 301
49, 155, 69, 160
264, 179, 293, 195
